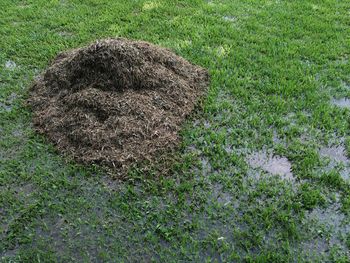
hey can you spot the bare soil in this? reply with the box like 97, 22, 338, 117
28, 38, 209, 173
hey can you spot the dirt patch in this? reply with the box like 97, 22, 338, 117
28, 38, 209, 174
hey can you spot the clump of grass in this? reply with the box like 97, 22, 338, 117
297, 182, 326, 210
341, 192, 350, 214
320, 171, 345, 190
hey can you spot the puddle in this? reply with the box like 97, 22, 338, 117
320, 145, 349, 163
223, 16, 236, 22
0, 102, 13, 112
283, 112, 297, 122
204, 121, 211, 129
0, 93, 17, 112
339, 167, 350, 181
201, 157, 212, 176
8, 93, 17, 101
57, 31, 74, 38
334, 57, 348, 66
13, 183, 36, 198
303, 202, 350, 252
341, 81, 350, 90
319, 144, 350, 181
307, 203, 345, 231
12, 129, 23, 137
211, 183, 232, 205
192, 119, 200, 127
5, 60, 16, 70
186, 144, 203, 157
300, 59, 313, 67
246, 150, 294, 180
272, 129, 287, 145
272, 130, 280, 143
224, 145, 233, 154
332, 98, 350, 109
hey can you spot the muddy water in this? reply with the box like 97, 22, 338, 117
246, 150, 294, 180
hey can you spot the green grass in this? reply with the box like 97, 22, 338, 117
1, 0, 350, 262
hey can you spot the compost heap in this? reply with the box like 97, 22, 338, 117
28, 38, 209, 172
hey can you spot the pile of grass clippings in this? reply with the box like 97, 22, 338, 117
28, 38, 209, 173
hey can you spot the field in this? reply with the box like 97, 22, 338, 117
1, 0, 350, 262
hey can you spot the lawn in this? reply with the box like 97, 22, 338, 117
1, 0, 350, 262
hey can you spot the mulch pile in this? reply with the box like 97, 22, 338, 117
28, 38, 209, 173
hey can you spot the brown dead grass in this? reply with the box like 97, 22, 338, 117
28, 38, 209, 174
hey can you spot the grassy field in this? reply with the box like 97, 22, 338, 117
1, 0, 350, 262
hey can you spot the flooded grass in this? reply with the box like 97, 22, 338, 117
332, 98, 350, 109
1, 0, 350, 261
246, 150, 294, 181
302, 201, 350, 259
320, 145, 349, 163
319, 144, 350, 181
4, 61, 16, 70
222, 16, 236, 22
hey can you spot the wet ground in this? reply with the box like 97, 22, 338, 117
246, 150, 294, 181
1, 0, 350, 261
332, 98, 350, 109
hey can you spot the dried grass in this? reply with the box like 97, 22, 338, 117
28, 38, 209, 174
